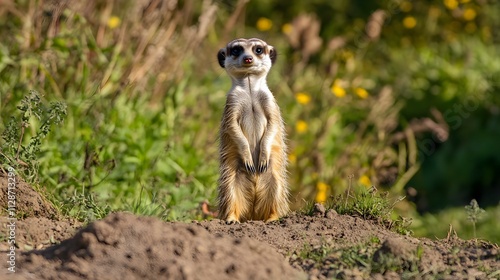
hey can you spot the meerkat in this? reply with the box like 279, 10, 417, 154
216, 38, 289, 224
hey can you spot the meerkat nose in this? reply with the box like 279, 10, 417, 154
243, 56, 253, 64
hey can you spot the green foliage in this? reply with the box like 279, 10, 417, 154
124, 186, 171, 220
298, 242, 332, 265
333, 187, 392, 221
411, 203, 500, 243
371, 252, 420, 277
295, 237, 424, 278
1, 90, 66, 181
327, 185, 412, 235
299, 200, 317, 216
465, 199, 485, 239
36, 91, 218, 221
339, 243, 373, 270
0, 0, 218, 222
62, 187, 111, 223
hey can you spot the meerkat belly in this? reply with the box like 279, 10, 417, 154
240, 104, 267, 157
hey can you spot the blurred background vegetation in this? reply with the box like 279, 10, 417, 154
1, 0, 499, 242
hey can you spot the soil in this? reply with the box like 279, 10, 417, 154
0, 175, 82, 253
1, 176, 499, 279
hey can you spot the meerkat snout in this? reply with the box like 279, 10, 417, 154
243, 55, 253, 65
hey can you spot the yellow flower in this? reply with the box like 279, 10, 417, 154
107, 16, 121, 29
295, 120, 308, 133
282, 23, 292, 34
359, 175, 372, 188
331, 79, 346, 98
463, 8, 477, 21
400, 1, 413, 12
332, 86, 345, 98
288, 153, 297, 164
315, 182, 329, 203
354, 87, 369, 99
256, 17, 273, 31
444, 0, 458, 10
295, 92, 311, 105
403, 16, 417, 29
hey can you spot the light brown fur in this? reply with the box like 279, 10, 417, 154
216, 38, 289, 224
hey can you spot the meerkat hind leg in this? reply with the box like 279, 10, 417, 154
219, 171, 241, 224
226, 216, 240, 224
225, 170, 254, 224
253, 171, 280, 222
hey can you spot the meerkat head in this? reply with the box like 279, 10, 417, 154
217, 38, 277, 78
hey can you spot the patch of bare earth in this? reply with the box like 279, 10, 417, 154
199, 209, 499, 279
0, 175, 82, 252
16, 212, 303, 280
1, 176, 499, 279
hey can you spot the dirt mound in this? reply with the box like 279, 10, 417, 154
198, 210, 388, 255
14, 212, 304, 280
197, 210, 500, 279
0, 175, 82, 252
0, 216, 81, 252
0, 175, 58, 219
0, 210, 498, 279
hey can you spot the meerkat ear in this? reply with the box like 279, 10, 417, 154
217, 49, 226, 68
269, 46, 277, 64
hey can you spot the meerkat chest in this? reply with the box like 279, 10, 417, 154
240, 99, 267, 145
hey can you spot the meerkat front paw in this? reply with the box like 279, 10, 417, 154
244, 159, 256, 174
258, 150, 270, 173
258, 159, 268, 173
242, 150, 256, 174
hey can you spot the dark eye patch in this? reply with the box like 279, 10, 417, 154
230, 46, 243, 56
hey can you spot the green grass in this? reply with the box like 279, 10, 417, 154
297, 242, 333, 265
0, 0, 223, 221
295, 237, 424, 278
36, 92, 219, 221
410, 204, 500, 244
324, 185, 413, 235
62, 186, 112, 223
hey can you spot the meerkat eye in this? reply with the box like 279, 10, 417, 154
254, 46, 264, 55
230, 46, 243, 56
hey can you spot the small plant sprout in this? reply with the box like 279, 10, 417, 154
465, 199, 485, 239
345, 174, 354, 208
